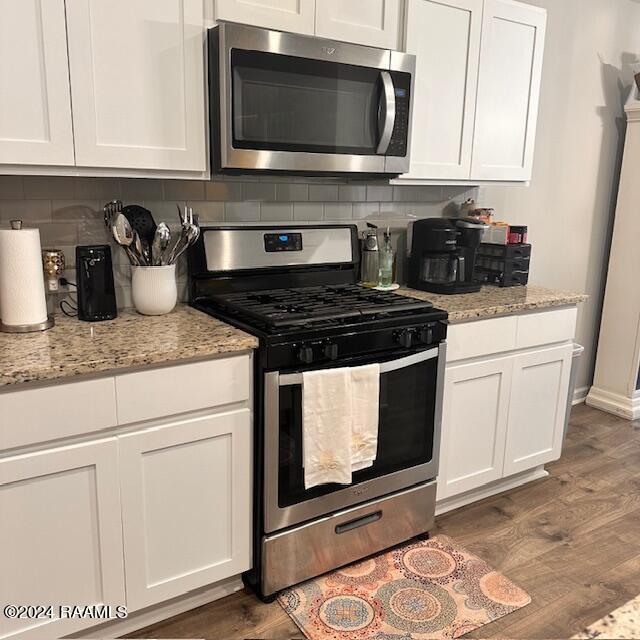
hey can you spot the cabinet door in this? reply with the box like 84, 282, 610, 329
315, 0, 401, 49
503, 344, 572, 475
0, 439, 125, 640
402, 0, 482, 180
471, 0, 546, 180
65, 0, 207, 171
438, 356, 512, 500
0, 0, 74, 166
119, 409, 252, 611
215, 0, 315, 34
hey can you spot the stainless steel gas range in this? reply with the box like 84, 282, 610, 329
189, 224, 447, 600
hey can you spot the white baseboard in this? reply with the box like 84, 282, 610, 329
435, 466, 549, 516
65, 575, 244, 639
585, 387, 640, 420
573, 385, 589, 405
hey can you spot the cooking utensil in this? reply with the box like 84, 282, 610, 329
169, 222, 200, 264
151, 223, 171, 266
122, 204, 156, 263
112, 213, 142, 266
103, 200, 122, 229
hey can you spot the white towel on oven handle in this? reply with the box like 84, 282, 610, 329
302, 366, 353, 489
350, 363, 380, 471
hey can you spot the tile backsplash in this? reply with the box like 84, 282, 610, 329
0, 175, 477, 311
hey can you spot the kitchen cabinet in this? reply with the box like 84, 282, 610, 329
0, 439, 125, 640
214, 0, 315, 34
438, 356, 512, 500
470, 0, 546, 180
315, 0, 402, 49
503, 344, 572, 475
403, 0, 482, 180
437, 307, 578, 511
65, 0, 207, 172
399, 0, 546, 183
119, 409, 252, 610
0, 0, 74, 166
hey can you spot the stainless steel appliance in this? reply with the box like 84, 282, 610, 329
208, 22, 415, 176
189, 224, 448, 600
408, 217, 488, 295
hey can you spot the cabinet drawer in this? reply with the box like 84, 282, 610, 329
0, 378, 117, 451
516, 308, 577, 350
115, 355, 251, 425
447, 316, 517, 362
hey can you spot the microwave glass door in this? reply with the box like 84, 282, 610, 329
264, 348, 441, 531
232, 50, 382, 155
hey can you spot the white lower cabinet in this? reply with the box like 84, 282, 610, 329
0, 439, 125, 640
118, 409, 252, 611
438, 356, 512, 500
503, 344, 572, 475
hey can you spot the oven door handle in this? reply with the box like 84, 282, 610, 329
278, 347, 438, 387
376, 71, 396, 155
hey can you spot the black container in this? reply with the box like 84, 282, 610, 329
76, 245, 118, 321
475, 243, 531, 287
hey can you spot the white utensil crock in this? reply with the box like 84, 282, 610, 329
131, 265, 177, 316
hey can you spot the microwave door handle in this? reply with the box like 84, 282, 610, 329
376, 71, 396, 154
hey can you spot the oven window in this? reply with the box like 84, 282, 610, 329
231, 49, 381, 155
277, 357, 437, 508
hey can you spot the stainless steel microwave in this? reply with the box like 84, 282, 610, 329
208, 22, 416, 177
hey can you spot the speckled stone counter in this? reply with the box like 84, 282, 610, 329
397, 284, 588, 323
0, 305, 258, 388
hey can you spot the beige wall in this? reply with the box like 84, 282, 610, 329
481, 0, 640, 393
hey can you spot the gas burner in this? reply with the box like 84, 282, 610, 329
207, 284, 433, 330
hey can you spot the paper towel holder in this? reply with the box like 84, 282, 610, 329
0, 219, 55, 333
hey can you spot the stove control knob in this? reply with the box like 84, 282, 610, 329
396, 329, 414, 349
419, 326, 434, 345
297, 345, 314, 364
324, 342, 339, 360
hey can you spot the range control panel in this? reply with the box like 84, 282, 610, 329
264, 232, 303, 252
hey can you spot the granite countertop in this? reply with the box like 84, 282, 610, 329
397, 284, 588, 322
0, 305, 258, 388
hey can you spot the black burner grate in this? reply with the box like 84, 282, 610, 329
208, 284, 433, 328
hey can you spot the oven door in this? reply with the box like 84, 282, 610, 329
264, 343, 445, 533
213, 22, 414, 175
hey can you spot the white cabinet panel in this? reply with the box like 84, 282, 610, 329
315, 0, 401, 48
118, 409, 252, 610
0, 0, 74, 166
215, 0, 315, 34
115, 355, 251, 425
471, 0, 546, 180
403, 0, 482, 180
0, 439, 125, 640
65, 0, 207, 171
503, 344, 572, 475
0, 377, 116, 450
438, 356, 512, 499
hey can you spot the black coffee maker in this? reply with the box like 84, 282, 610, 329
408, 218, 487, 294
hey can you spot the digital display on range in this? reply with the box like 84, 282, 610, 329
264, 232, 303, 252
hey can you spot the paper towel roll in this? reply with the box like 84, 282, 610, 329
0, 225, 48, 327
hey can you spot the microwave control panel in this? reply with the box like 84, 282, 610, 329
387, 71, 412, 157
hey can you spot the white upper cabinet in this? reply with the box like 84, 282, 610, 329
471, 0, 546, 181
65, 0, 207, 172
0, 0, 74, 166
403, 0, 482, 180
315, 0, 402, 49
215, 0, 315, 34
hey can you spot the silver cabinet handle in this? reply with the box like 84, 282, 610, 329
376, 71, 396, 154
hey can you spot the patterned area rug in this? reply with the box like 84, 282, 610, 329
278, 535, 530, 640
572, 593, 640, 638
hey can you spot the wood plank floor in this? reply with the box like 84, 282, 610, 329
127, 404, 640, 639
